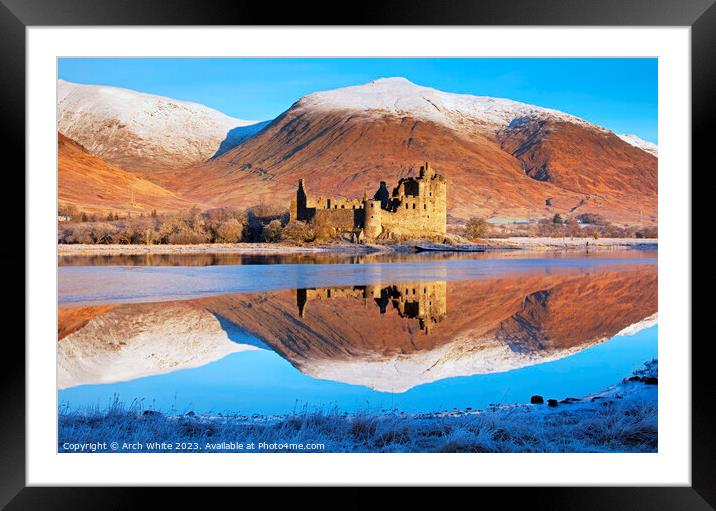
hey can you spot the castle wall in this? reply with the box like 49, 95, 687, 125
290, 162, 447, 238
381, 172, 447, 235
313, 197, 363, 210
313, 208, 361, 231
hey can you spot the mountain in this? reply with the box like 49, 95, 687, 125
212, 120, 271, 158
618, 134, 658, 156
162, 77, 657, 224
57, 79, 258, 171
58, 132, 191, 213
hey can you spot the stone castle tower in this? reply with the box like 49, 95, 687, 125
290, 162, 447, 239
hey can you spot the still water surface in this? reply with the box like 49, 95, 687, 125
57, 250, 657, 415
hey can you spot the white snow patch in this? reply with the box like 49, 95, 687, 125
297, 77, 604, 135
618, 133, 658, 156
57, 79, 259, 167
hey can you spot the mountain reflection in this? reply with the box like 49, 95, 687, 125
57, 264, 657, 391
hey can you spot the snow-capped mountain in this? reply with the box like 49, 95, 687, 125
175, 77, 656, 224
57, 77, 658, 224
618, 133, 658, 156
57, 79, 259, 171
298, 76, 596, 134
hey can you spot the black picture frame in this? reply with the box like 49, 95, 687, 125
4, 0, 706, 507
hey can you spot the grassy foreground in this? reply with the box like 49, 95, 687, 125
58, 361, 657, 454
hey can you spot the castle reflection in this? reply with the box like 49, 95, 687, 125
295, 281, 447, 334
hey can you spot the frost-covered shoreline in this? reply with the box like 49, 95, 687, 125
57, 237, 655, 257
57, 242, 396, 256
58, 360, 657, 453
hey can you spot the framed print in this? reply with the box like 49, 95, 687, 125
6, 0, 709, 506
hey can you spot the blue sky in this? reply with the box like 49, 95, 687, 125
58, 58, 658, 143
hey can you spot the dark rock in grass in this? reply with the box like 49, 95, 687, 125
530, 395, 544, 404
560, 397, 580, 404
142, 410, 161, 416
590, 396, 604, 402
547, 399, 559, 407
628, 376, 641, 382
185, 411, 196, 417
641, 377, 658, 385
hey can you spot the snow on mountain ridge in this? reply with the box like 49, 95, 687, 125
297, 77, 602, 135
618, 133, 658, 156
57, 79, 259, 170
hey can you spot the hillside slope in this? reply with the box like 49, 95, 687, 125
58, 132, 191, 214
163, 78, 657, 223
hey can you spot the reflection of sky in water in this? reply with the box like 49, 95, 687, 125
58, 249, 658, 268
59, 325, 657, 415
59, 256, 657, 306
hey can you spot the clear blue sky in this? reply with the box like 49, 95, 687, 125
58, 58, 658, 143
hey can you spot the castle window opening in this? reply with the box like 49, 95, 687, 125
412, 204, 416, 209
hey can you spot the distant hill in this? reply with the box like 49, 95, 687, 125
57, 80, 259, 171
58, 132, 191, 214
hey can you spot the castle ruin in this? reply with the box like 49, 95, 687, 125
289, 162, 447, 240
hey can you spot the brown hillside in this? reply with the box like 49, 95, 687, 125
158, 109, 656, 224
498, 119, 658, 223
58, 132, 193, 214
